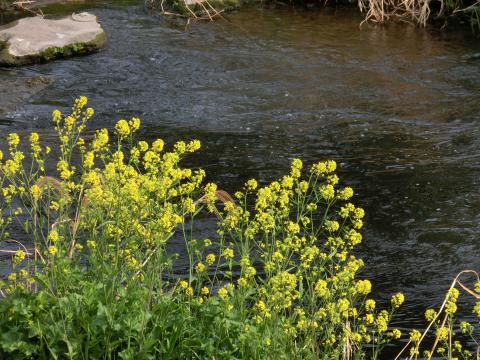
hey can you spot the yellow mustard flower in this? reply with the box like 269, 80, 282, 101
218, 287, 228, 300
115, 119, 131, 137
391, 292, 405, 308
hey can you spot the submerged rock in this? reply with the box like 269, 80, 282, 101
0, 75, 54, 117
0, 12, 106, 66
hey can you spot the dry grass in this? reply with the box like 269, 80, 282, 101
145, 0, 226, 22
143, 0, 480, 29
358, 0, 431, 26
358, 0, 480, 27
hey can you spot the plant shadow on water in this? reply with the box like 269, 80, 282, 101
1, 1, 480, 357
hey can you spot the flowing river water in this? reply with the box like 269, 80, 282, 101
1, 1, 480, 353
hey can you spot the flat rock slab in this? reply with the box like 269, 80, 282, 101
0, 12, 106, 66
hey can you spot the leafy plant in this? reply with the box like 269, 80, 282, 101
0, 97, 407, 359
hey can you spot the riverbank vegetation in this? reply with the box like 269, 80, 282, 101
358, 0, 480, 30
146, 0, 480, 31
0, 97, 479, 359
0, 0, 14, 12
0, 0, 43, 23
1, 0, 479, 31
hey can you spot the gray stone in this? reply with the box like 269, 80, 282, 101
0, 12, 106, 66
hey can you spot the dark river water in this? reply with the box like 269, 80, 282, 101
1, 1, 480, 354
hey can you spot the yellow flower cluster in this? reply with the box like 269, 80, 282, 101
191, 156, 406, 354
0, 98, 410, 358
267, 271, 299, 310
391, 292, 405, 308
0, 97, 208, 286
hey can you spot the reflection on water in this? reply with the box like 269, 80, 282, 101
1, 1, 480, 349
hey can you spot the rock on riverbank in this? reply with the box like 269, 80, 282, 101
0, 12, 106, 66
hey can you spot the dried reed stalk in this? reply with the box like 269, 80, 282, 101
343, 321, 353, 360
394, 270, 480, 360
359, 0, 433, 26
